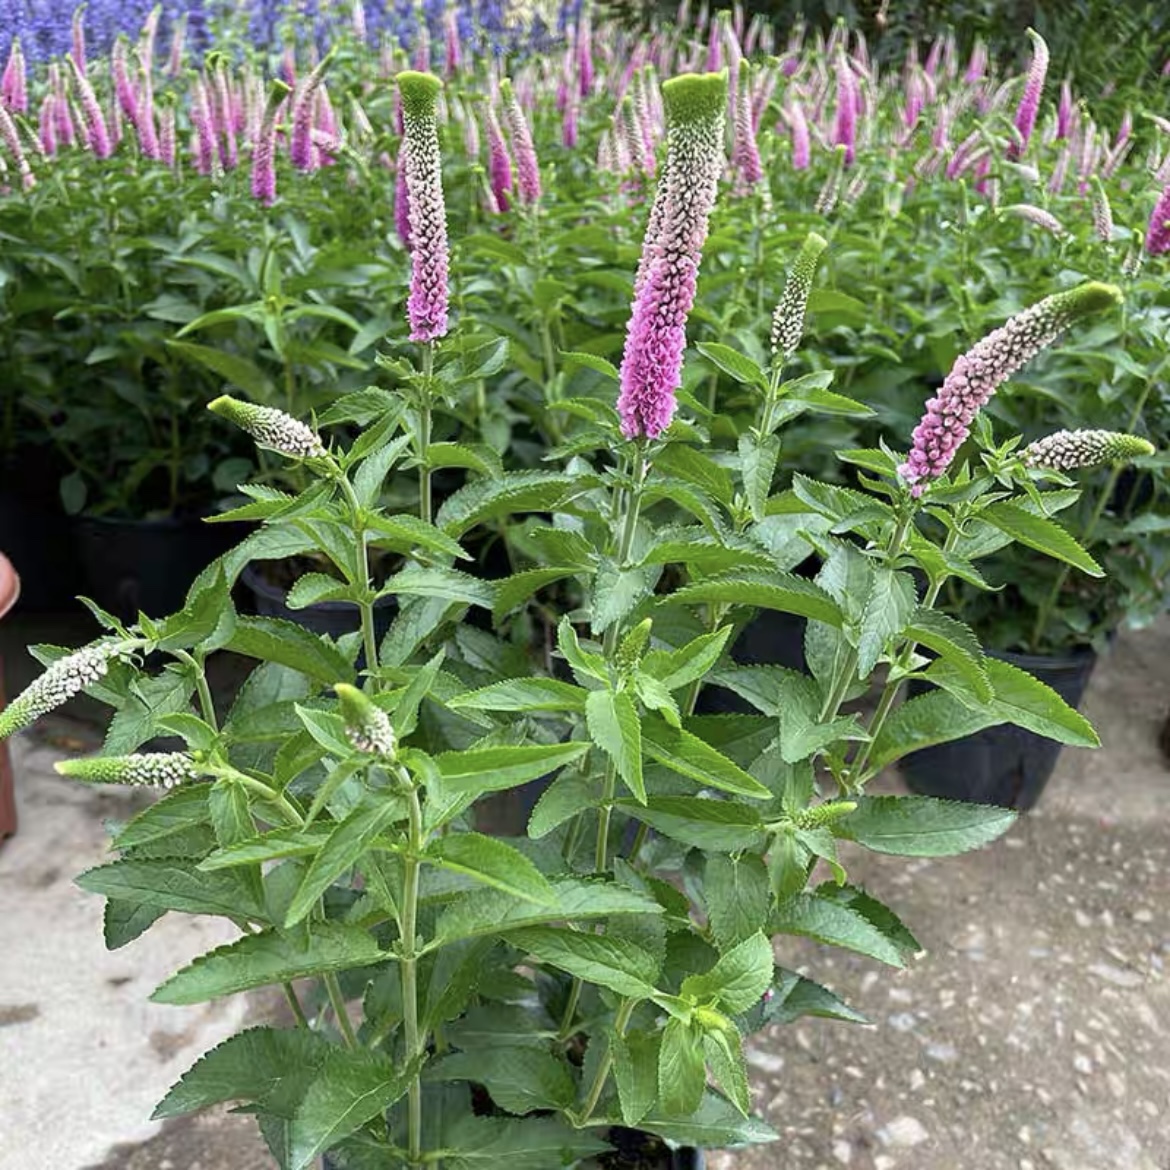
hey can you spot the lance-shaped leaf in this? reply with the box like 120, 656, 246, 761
504, 927, 659, 998
153, 923, 388, 1004
433, 741, 589, 795
426, 833, 556, 904
586, 689, 644, 802
835, 795, 1016, 857
669, 571, 844, 627
641, 718, 770, 798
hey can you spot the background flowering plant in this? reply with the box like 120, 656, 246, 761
2, 57, 1157, 1169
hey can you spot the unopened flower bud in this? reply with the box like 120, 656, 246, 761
1022, 429, 1154, 471
208, 396, 327, 459
334, 683, 397, 758
1002, 203, 1066, 236
55, 752, 198, 788
770, 232, 827, 360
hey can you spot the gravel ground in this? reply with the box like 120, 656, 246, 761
1, 618, 1167, 1170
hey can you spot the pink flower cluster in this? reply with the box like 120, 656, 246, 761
899, 283, 1122, 494
398, 71, 449, 344
1007, 29, 1048, 160
617, 71, 727, 440
1146, 184, 1170, 256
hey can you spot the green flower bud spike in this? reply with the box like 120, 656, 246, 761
335, 683, 397, 758
1022, 429, 1154, 472
208, 396, 327, 460
0, 643, 120, 740
55, 752, 199, 789
771, 232, 828, 362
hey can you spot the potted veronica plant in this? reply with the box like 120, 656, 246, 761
898, 261, 1167, 809
1, 68, 1149, 1170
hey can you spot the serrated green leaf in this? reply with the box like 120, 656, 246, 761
696, 342, 767, 389
669, 572, 844, 627
77, 859, 266, 921
153, 1026, 331, 1119
448, 678, 589, 714
427, 833, 556, 904
225, 616, 355, 685
682, 932, 773, 1014
739, 432, 780, 522
586, 689, 644, 803
641, 718, 771, 799
657, 1018, 706, 1117
617, 796, 766, 851
492, 567, 580, 623
287, 1047, 410, 1169
837, 795, 1016, 856
641, 627, 733, 693
764, 968, 868, 1026
379, 566, 494, 610
980, 501, 1103, 577
857, 569, 917, 676
612, 1029, 660, 1126
430, 1045, 575, 1113
560, 350, 620, 380
771, 892, 905, 967
984, 657, 1100, 746
152, 923, 387, 1004
705, 854, 770, 952
505, 927, 658, 998
433, 741, 589, 795
904, 609, 991, 701
285, 798, 406, 927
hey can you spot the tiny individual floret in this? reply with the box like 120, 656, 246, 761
770, 232, 828, 362
899, 283, 1122, 494
335, 684, 397, 758
0, 644, 119, 739
55, 752, 199, 789
208, 396, 327, 460
1021, 429, 1154, 472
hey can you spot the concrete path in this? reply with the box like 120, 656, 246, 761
0, 621, 1167, 1170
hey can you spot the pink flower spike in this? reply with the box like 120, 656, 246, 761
502, 78, 541, 205
2, 38, 27, 114
788, 98, 810, 170
731, 59, 763, 193
1008, 28, 1048, 161
251, 79, 289, 207
485, 106, 512, 212
617, 71, 727, 441
290, 51, 333, 172
397, 71, 449, 343
832, 52, 856, 165
1146, 184, 1170, 256
68, 52, 111, 159
899, 284, 1122, 494
72, 7, 87, 75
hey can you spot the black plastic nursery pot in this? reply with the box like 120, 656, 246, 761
242, 562, 396, 646
900, 646, 1099, 811
320, 1133, 704, 1169
0, 479, 80, 613
74, 514, 246, 622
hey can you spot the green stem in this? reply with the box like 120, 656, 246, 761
174, 649, 218, 731
557, 980, 584, 1043
579, 998, 637, 1125
398, 777, 425, 1164
282, 982, 309, 1029
419, 346, 434, 525
849, 519, 957, 786
336, 473, 380, 680
324, 972, 358, 1048
216, 767, 305, 828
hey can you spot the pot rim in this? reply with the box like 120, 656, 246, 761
990, 645, 1098, 672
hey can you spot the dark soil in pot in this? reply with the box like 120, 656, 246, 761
900, 645, 1099, 811
74, 514, 248, 622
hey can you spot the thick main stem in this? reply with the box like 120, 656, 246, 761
419, 345, 434, 525
337, 474, 380, 680
579, 998, 637, 1125
399, 779, 425, 1164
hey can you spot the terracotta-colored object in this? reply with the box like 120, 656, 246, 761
0, 552, 21, 840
